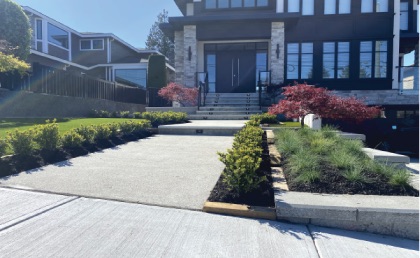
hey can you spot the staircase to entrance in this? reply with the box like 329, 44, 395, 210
188, 93, 261, 120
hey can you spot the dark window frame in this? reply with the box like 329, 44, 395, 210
324, 0, 352, 15
284, 0, 315, 15
359, 40, 389, 79
286, 42, 314, 80
323, 41, 350, 79
204, 0, 269, 9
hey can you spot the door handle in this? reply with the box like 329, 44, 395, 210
232, 59, 234, 87
237, 58, 240, 86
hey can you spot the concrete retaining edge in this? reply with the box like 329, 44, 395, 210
203, 201, 276, 221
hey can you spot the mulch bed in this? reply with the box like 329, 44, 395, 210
281, 159, 419, 197
208, 132, 275, 207
0, 131, 152, 178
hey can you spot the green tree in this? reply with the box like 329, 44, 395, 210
145, 10, 174, 65
0, 0, 31, 60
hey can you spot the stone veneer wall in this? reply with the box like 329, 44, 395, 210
174, 30, 184, 85
333, 90, 419, 106
270, 22, 285, 85
183, 25, 197, 88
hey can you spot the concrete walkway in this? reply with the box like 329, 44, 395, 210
0, 135, 233, 210
0, 188, 417, 258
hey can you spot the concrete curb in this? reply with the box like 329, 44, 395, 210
203, 201, 276, 221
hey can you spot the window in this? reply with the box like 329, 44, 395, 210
324, 0, 351, 14
204, 0, 268, 8
400, 2, 409, 30
115, 69, 147, 88
206, 54, 216, 93
359, 40, 387, 78
47, 23, 68, 49
80, 39, 104, 50
287, 42, 313, 80
256, 50, 268, 87
323, 42, 350, 79
36, 20, 42, 40
288, 0, 300, 12
361, 0, 388, 13
302, 0, 314, 15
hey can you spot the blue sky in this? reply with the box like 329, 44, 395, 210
14, 0, 182, 49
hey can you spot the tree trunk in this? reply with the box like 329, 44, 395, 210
300, 115, 305, 129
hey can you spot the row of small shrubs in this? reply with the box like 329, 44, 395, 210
275, 127, 412, 188
1, 120, 151, 157
250, 113, 278, 124
88, 110, 188, 127
218, 121, 266, 194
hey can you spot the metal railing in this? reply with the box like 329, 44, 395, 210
398, 66, 419, 95
196, 72, 208, 110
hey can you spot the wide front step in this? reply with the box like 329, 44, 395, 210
199, 106, 261, 111
159, 120, 245, 136
196, 110, 261, 115
188, 114, 255, 120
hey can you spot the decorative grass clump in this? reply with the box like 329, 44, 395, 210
275, 127, 417, 195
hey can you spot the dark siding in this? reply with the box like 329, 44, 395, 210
197, 21, 271, 40
48, 44, 69, 61
71, 34, 108, 66
111, 41, 139, 63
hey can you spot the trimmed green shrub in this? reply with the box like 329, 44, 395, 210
7, 129, 35, 156
33, 120, 60, 151
250, 113, 278, 124
133, 112, 141, 119
61, 131, 84, 149
94, 124, 112, 141
119, 111, 131, 118
147, 55, 167, 89
141, 111, 188, 127
218, 124, 266, 194
74, 125, 97, 143
0, 139, 8, 157
108, 123, 120, 137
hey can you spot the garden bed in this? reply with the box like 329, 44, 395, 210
208, 132, 275, 207
275, 128, 419, 197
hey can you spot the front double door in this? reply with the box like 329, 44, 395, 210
216, 50, 256, 93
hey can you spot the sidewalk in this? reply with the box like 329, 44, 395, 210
0, 188, 418, 258
0, 135, 233, 210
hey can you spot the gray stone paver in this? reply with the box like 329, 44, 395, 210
0, 195, 319, 258
0, 135, 233, 210
309, 225, 419, 258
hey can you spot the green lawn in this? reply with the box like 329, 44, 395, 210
262, 122, 302, 128
0, 118, 139, 139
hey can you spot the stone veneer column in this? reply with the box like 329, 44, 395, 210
183, 25, 197, 88
174, 30, 184, 85
270, 22, 285, 85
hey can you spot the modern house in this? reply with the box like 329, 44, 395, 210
161, 0, 419, 119
20, 6, 174, 90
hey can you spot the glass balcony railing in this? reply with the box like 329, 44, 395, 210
399, 66, 419, 95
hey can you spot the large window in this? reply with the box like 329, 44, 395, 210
400, 2, 409, 30
206, 53, 216, 93
36, 20, 42, 40
286, 0, 314, 15
205, 0, 268, 9
359, 40, 388, 78
324, 0, 351, 14
287, 42, 313, 80
80, 39, 104, 50
47, 23, 69, 49
323, 42, 350, 79
361, 0, 388, 13
115, 69, 147, 88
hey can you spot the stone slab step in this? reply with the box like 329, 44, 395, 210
196, 111, 261, 115
188, 114, 253, 120
362, 148, 410, 164
199, 106, 261, 111
206, 93, 259, 97
205, 101, 259, 105
204, 103, 260, 107
158, 121, 245, 136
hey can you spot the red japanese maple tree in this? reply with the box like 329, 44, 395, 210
268, 83, 381, 128
158, 82, 198, 107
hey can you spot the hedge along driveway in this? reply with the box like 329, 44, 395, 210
0, 118, 141, 139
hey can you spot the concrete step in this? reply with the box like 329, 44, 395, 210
196, 110, 262, 115
188, 114, 253, 120
158, 121, 245, 136
206, 93, 259, 98
205, 101, 259, 106
203, 103, 260, 107
199, 106, 261, 111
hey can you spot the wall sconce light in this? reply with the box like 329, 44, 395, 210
188, 46, 192, 61
276, 44, 280, 59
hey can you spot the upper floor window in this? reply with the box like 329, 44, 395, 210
323, 42, 350, 79
47, 23, 69, 49
361, 0, 388, 13
324, 0, 351, 14
36, 20, 42, 40
400, 2, 409, 30
287, 0, 314, 15
360, 40, 388, 78
205, 0, 268, 9
80, 39, 104, 50
287, 42, 313, 80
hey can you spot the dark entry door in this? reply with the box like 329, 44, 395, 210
216, 51, 256, 93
